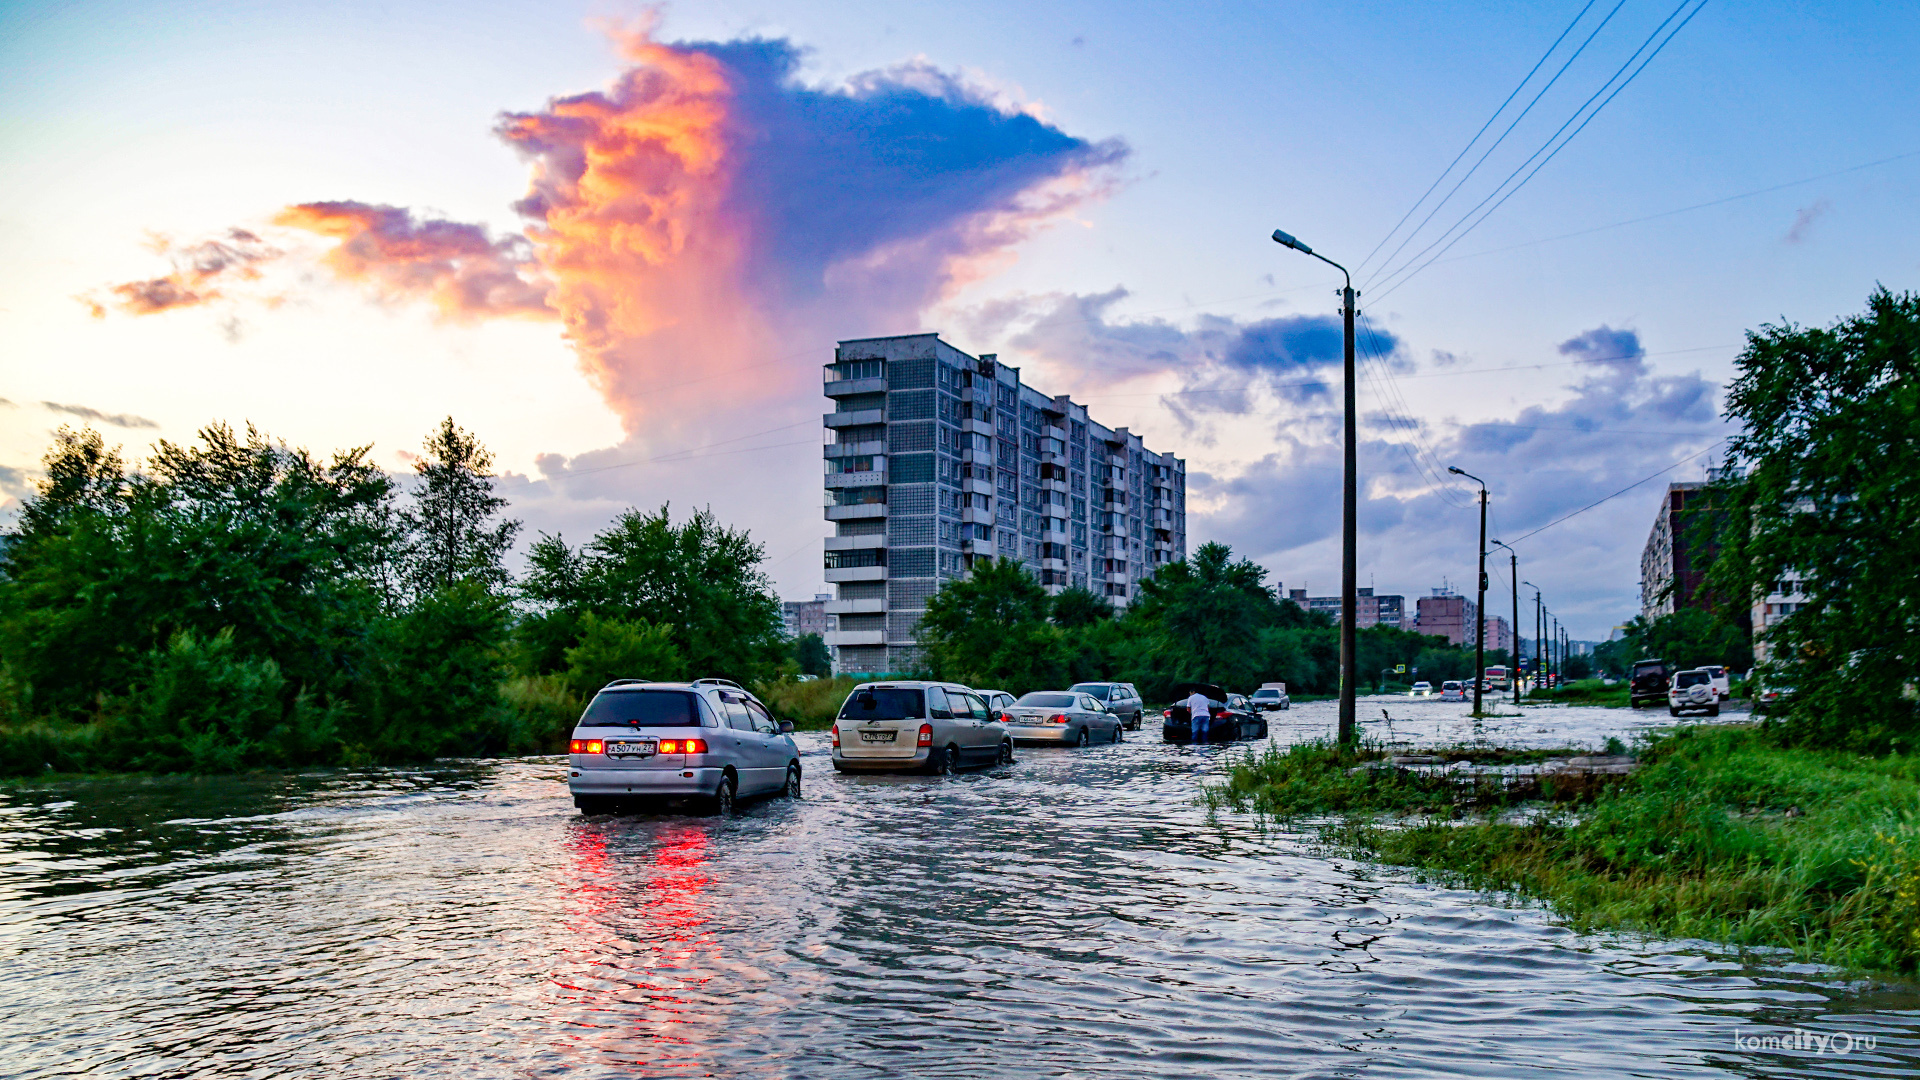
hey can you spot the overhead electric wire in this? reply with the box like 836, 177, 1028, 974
1504, 437, 1726, 545
1357, 0, 1602, 274
1371, 0, 1712, 299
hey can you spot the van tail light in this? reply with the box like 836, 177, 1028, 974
830, 725, 840, 747
570, 739, 583, 754
571, 739, 604, 755
917, 724, 933, 747
1047, 714, 1068, 724
658, 739, 707, 755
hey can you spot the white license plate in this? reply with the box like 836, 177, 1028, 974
858, 730, 896, 742
606, 740, 656, 756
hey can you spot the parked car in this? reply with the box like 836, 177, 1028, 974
830, 681, 1013, 774
1629, 659, 1671, 708
1438, 680, 1466, 702
569, 680, 799, 816
1700, 665, 1731, 700
1668, 668, 1721, 717
977, 688, 1018, 720
1753, 677, 1797, 714
1409, 681, 1434, 697
1000, 691, 1123, 746
1068, 682, 1146, 729
1250, 682, 1292, 711
1161, 682, 1267, 744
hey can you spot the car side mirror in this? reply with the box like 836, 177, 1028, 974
778, 720, 795, 734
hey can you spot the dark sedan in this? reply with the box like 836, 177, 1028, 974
1161, 682, 1267, 744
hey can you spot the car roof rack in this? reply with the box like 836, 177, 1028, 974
690, 678, 744, 689
603, 679, 651, 688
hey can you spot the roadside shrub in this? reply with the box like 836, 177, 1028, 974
500, 674, 581, 753
564, 613, 686, 696
753, 676, 861, 730
126, 628, 289, 773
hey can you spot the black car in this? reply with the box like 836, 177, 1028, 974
1628, 659, 1671, 708
1161, 682, 1267, 744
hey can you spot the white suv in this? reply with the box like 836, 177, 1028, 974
568, 680, 800, 815
1668, 668, 1722, 718
831, 681, 1013, 773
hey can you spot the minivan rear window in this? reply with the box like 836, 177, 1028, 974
840, 688, 926, 721
579, 690, 700, 727
1069, 684, 1112, 700
1016, 692, 1076, 708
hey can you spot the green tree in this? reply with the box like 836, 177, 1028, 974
1127, 541, 1300, 693
916, 558, 1063, 691
1050, 586, 1114, 628
792, 633, 832, 677
519, 504, 784, 684
564, 613, 686, 695
1615, 610, 1752, 674
403, 418, 520, 598
1707, 287, 1920, 749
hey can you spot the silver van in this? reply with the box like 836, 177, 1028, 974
830, 681, 1013, 773
568, 680, 800, 815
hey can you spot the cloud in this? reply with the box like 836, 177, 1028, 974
1785, 198, 1830, 244
271, 201, 552, 321
40, 402, 160, 429
95, 22, 1124, 440
81, 228, 280, 317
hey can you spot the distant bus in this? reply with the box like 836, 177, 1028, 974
1484, 666, 1510, 690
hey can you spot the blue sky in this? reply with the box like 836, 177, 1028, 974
3, 0, 1917, 638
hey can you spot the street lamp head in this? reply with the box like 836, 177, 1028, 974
1271, 228, 1312, 255
1447, 466, 1465, 476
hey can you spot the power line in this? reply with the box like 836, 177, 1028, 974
1358, 0, 1602, 274
1504, 437, 1725, 545
1372, 0, 1712, 299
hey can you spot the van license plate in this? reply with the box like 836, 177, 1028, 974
606, 740, 656, 756
858, 730, 896, 742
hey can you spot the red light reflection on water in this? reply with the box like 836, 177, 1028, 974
550, 819, 721, 1068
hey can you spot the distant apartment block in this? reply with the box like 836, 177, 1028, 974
1298, 587, 1404, 629
1751, 574, 1809, 663
1483, 615, 1512, 655
1414, 589, 1477, 647
823, 334, 1187, 675
782, 594, 832, 640
1641, 473, 1747, 626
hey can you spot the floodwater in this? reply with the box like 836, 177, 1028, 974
4, 697, 1918, 1078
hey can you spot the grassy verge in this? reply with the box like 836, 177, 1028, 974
1215, 725, 1920, 975
1526, 678, 1632, 706
751, 676, 859, 730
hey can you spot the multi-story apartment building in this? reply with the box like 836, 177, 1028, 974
1640, 481, 1710, 622
822, 334, 1187, 675
781, 594, 831, 640
1298, 587, 1405, 630
1414, 589, 1477, 647
1751, 574, 1809, 663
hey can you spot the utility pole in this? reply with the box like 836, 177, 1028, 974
1450, 467, 1488, 715
1272, 228, 1358, 744
1493, 541, 1520, 707
1525, 582, 1542, 696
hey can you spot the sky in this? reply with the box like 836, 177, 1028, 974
3, 0, 1917, 639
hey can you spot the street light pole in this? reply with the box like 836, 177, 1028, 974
1449, 466, 1489, 716
1272, 228, 1358, 745
1492, 540, 1520, 707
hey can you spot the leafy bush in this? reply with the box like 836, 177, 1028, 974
753, 676, 861, 730
563, 614, 686, 696
499, 674, 581, 753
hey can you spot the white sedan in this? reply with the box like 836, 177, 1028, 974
1410, 681, 1433, 697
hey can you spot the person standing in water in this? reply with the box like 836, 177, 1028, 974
1182, 687, 1213, 744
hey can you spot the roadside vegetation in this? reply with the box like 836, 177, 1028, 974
1217, 724, 1920, 975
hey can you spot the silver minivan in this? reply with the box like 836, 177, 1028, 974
830, 681, 1013, 773
568, 680, 800, 815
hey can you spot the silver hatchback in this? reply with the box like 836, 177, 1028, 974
831, 681, 1013, 773
568, 681, 800, 815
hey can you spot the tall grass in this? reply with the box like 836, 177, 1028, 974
752, 676, 861, 730
1223, 724, 1920, 974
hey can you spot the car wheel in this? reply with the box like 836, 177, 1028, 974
1708, 704, 1720, 717
1075, 727, 1090, 748
1112, 723, 1124, 744
783, 763, 802, 798
574, 796, 611, 816
998, 739, 1014, 766
712, 773, 737, 816
1668, 705, 1680, 717
935, 745, 960, 775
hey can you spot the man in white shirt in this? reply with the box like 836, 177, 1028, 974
1182, 688, 1214, 744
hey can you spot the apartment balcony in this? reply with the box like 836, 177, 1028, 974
825, 597, 886, 615
961, 537, 997, 558
825, 470, 885, 489
1042, 424, 1067, 442
824, 535, 886, 552
1104, 572, 1131, 586
825, 409, 884, 428
826, 628, 887, 647
1042, 477, 1068, 494
962, 418, 995, 438
961, 507, 994, 525
825, 565, 887, 583
961, 448, 994, 467
1040, 557, 1067, 572
962, 476, 994, 496
822, 376, 887, 398
1041, 525, 1068, 545
824, 440, 885, 459
825, 503, 887, 521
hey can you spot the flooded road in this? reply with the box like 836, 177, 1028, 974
4, 697, 1919, 1078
